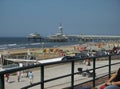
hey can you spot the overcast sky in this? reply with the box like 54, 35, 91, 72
0, 0, 120, 37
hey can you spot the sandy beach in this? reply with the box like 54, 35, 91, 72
0, 42, 120, 60
0, 45, 74, 59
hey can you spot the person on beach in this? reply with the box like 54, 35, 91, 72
99, 68, 120, 89
28, 71, 33, 84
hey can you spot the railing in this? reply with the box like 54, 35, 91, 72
0, 54, 120, 89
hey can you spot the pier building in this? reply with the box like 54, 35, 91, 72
47, 24, 120, 42
47, 24, 68, 42
27, 33, 43, 41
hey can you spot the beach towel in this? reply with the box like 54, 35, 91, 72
100, 84, 107, 89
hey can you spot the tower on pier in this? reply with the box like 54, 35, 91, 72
59, 24, 63, 35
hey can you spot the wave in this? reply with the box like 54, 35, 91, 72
29, 43, 41, 45
0, 47, 7, 50
0, 42, 41, 50
0, 41, 79, 50
7, 44, 17, 46
0, 44, 7, 47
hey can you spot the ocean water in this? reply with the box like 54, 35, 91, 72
0, 37, 79, 50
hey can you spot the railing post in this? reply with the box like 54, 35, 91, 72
71, 61, 74, 88
108, 55, 111, 78
41, 65, 44, 89
93, 58, 96, 87
0, 74, 5, 89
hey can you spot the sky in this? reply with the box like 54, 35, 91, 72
0, 0, 120, 37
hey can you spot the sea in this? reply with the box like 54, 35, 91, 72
0, 37, 80, 50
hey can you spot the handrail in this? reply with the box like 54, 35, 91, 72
0, 54, 120, 89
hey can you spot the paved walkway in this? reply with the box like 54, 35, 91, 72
4, 60, 120, 89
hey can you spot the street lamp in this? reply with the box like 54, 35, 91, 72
0, 54, 4, 69
42, 42, 45, 50
41, 42, 45, 55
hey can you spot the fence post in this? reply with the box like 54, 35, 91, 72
71, 61, 74, 88
108, 55, 111, 78
0, 74, 4, 89
93, 58, 96, 87
41, 65, 44, 89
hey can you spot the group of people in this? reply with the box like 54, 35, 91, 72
5, 71, 33, 85
17, 71, 33, 84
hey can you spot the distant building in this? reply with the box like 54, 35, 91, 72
27, 33, 43, 41
27, 33, 41, 39
47, 24, 68, 42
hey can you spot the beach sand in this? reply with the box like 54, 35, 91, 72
0, 42, 119, 60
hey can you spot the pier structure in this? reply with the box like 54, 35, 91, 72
66, 34, 120, 42
28, 33, 120, 42
27, 24, 120, 42
47, 24, 120, 42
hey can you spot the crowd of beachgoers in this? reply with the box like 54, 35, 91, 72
0, 41, 120, 60
0, 41, 120, 66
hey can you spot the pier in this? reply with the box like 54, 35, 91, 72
66, 34, 120, 42
28, 34, 120, 42
27, 24, 120, 42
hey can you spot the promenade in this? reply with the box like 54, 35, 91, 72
4, 60, 120, 89
1, 41, 120, 89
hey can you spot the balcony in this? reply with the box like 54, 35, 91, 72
0, 54, 120, 89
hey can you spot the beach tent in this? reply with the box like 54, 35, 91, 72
78, 46, 86, 51
53, 48, 58, 53
98, 43, 102, 48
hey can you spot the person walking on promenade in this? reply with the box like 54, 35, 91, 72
99, 68, 120, 89
17, 71, 21, 82
26, 70, 29, 78
28, 71, 33, 84
5, 73, 9, 82
85, 59, 91, 66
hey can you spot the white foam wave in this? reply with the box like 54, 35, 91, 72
30, 43, 41, 45
7, 44, 17, 46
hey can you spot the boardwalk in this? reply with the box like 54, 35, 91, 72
4, 60, 120, 89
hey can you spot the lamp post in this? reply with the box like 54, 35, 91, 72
0, 54, 2, 69
0, 54, 4, 69
41, 42, 45, 56
42, 42, 45, 50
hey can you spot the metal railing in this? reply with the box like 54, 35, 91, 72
0, 54, 120, 89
